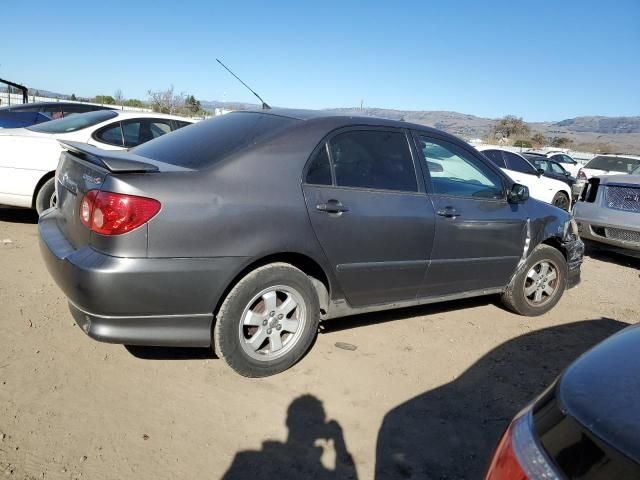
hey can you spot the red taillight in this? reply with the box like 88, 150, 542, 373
577, 169, 587, 180
485, 424, 528, 480
79, 190, 161, 235
485, 411, 559, 480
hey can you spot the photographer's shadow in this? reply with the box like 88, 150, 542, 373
223, 394, 358, 480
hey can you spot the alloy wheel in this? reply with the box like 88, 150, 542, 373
523, 260, 559, 306
238, 286, 307, 362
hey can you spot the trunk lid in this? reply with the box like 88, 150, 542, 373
54, 141, 178, 249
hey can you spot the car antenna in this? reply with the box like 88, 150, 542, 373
216, 59, 271, 110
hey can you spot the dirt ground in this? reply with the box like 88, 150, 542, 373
0, 206, 638, 480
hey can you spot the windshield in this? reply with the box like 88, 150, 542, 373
585, 155, 640, 173
27, 110, 118, 134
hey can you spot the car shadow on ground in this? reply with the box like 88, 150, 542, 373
0, 206, 38, 224
374, 317, 628, 480
583, 241, 640, 270
320, 296, 494, 334
124, 345, 217, 360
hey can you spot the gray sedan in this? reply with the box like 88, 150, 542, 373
38, 110, 584, 377
574, 174, 640, 252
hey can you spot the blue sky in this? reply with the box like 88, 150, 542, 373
3, 0, 639, 121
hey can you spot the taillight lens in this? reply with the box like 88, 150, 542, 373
577, 169, 587, 180
486, 411, 560, 480
79, 190, 161, 235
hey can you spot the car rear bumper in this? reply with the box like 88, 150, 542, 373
574, 203, 640, 252
38, 209, 248, 347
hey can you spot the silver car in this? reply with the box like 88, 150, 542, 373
574, 172, 640, 252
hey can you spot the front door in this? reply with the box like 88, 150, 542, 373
413, 134, 529, 297
302, 128, 436, 307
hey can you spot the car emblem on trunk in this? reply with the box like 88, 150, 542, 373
82, 172, 104, 185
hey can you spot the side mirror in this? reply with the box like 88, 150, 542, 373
426, 160, 444, 173
536, 168, 545, 177
564, 171, 571, 176
507, 183, 529, 204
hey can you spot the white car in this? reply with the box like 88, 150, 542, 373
577, 154, 640, 182
0, 110, 193, 213
476, 146, 573, 210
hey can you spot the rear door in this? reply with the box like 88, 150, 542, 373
414, 134, 528, 297
302, 127, 435, 307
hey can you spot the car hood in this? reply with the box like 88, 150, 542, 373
593, 174, 640, 186
558, 323, 640, 464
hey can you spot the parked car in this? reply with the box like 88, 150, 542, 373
0, 101, 114, 128
523, 154, 583, 200
0, 110, 193, 213
573, 173, 640, 253
39, 110, 584, 377
476, 147, 573, 210
524, 150, 582, 177
485, 323, 640, 479
577, 154, 640, 182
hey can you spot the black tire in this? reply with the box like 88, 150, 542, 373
213, 262, 320, 377
501, 244, 567, 316
35, 177, 56, 215
551, 191, 570, 211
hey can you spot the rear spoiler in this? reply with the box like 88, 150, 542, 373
58, 140, 159, 173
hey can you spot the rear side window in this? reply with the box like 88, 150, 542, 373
305, 145, 332, 185
328, 130, 417, 192
482, 149, 506, 168
133, 112, 298, 169
95, 122, 124, 146
504, 152, 538, 174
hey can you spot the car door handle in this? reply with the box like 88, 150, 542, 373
437, 207, 460, 218
316, 200, 349, 214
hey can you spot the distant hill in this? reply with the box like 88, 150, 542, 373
5, 85, 639, 152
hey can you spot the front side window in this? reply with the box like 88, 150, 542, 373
39, 104, 63, 121
550, 162, 567, 175
419, 136, 504, 199
122, 121, 142, 147
504, 152, 538, 175
305, 144, 332, 185
328, 130, 417, 192
27, 110, 118, 134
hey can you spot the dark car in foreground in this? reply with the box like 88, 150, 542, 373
0, 102, 114, 128
39, 110, 584, 377
486, 323, 640, 479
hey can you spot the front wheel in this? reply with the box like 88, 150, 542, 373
35, 177, 57, 215
213, 263, 320, 377
501, 245, 567, 316
551, 191, 570, 211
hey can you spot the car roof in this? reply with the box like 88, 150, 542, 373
237, 108, 461, 138
111, 110, 195, 122
592, 153, 640, 160
0, 101, 114, 111
558, 323, 640, 464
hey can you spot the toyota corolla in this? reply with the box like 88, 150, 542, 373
39, 110, 584, 377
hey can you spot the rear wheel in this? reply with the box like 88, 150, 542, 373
35, 177, 57, 215
551, 191, 570, 211
501, 244, 567, 316
213, 263, 320, 377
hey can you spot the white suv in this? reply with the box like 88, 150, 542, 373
477, 146, 573, 210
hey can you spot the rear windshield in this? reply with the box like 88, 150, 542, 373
132, 112, 299, 169
585, 155, 640, 173
27, 110, 118, 133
